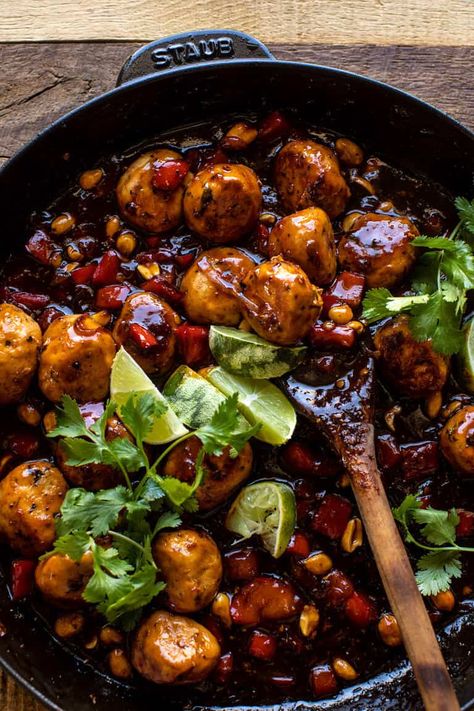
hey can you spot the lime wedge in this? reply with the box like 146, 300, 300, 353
163, 365, 250, 430
209, 325, 306, 379
226, 481, 296, 558
457, 317, 474, 394
205, 367, 296, 445
110, 347, 188, 444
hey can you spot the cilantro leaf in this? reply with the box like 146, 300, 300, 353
119, 392, 167, 446
392, 494, 422, 544
441, 241, 474, 290
196, 392, 261, 457
47, 531, 92, 561
47, 395, 89, 439
409, 292, 463, 355
152, 511, 182, 535
89, 400, 117, 440
159, 477, 196, 509
362, 289, 429, 324
411, 507, 459, 546
59, 438, 106, 468
103, 563, 164, 625
105, 437, 146, 472
56, 488, 96, 536
412, 236, 460, 251
415, 550, 462, 596
455, 196, 474, 236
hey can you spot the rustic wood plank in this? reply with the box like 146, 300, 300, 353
1, 0, 473, 45
0, 668, 44, 711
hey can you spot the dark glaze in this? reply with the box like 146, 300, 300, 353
0, 114, 472, 706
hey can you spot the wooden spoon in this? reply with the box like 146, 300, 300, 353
281, 350, 459, 711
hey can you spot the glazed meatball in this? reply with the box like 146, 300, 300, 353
39, 314, 116, 403
440, 405, 474, 477
183, 163, 262, 242
153, 529, 222, 613
338, 213, 418, 288
241, 256, 323, 345
132, 610, 220, 684
0, 303, 42, 406
0, 460, 67, 557
373, 316, 449, 399
274, 140, 350, 218
35, 551, 93, 608
268, 207, 336, 285
116, 149, 188, 233
163, 436, 253, 511
180, 247, 254, 326
113, 292, 179, 375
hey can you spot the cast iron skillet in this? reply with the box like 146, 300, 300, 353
0, 29, 473, 711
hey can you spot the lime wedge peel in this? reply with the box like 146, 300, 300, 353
110, 347, 188, 445
226, 481, 296, 558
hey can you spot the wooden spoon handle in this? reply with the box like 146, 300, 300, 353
344, 425, 459, 711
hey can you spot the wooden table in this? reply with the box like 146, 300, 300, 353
0, 1, 473, 708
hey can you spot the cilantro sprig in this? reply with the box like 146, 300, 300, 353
362, 197, 474, 354
392, 495, 474, 596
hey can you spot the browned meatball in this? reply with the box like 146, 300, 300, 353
0, 303, 42, 406
0, 460, 67, 557
183, 163, 261, 242
338, 213, 418, 288
39, 314, 116, 403
440, 405, 474, 477
35, 551, 93, 608
274, 140, 350, 219
241, 257, 322, 345
373, 316, 449, 399
180, 247, 254, 326
113, 292, 180, 376
268, 207, 336, 285
153, 529, 222, 613
132, 610, 220, 684
163, 435, 253, 511
116, 149, 188, 233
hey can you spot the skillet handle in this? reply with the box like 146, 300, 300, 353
117, 30, 274, 86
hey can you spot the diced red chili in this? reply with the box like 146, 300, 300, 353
256, 223, 270, 255
345, 591, 377, 627
152, 159, 189, 191
71, 263, 96, 285
399, 441, 439, 481
224, 548, 260, 581
214, 652, 233, 684
231, 576, 300, 626
137, 249, 174, 264
270, 674, 296, 689
175, 324, 211, 366
3, 428, 40, 458
324, 569, 354, 606
143, 276, 183, 305
26, 230, 61, 266
248, 630, 277, 660
324, 272, 366, 311
38, 306, 64, 332
11, 559, 36, 600
8, 291, 50, 310
92, 251, 120, 286
309, 324, 356, 350
258, 111, 291, 143
175, 252, 196, 269
376, 434, 401, 471
286, 532, 311, 558
282, 441, 339, 478
312, 494, 352, 540
309, 664, 338, 698
95, 284, 130, 310
128, 323, 158, 350
456, 509, 474, 539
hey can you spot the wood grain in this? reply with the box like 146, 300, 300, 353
1, 0, 473, 44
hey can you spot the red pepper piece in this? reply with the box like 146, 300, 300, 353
248, 630, 277, 660
312, 494, 352, 540
270, 674, 296, 689
175, 252, 195, 269
175, 324, 211, 366
92, 251, 120, 286
128, 323, 158, 350
324, 569, 354, 606
231, 576, 300, 625
38, 306, 64, 332
281, 441, 339, 478
95, 284, 130, 310
286, 532, 311, 558
152, 159, 189, 191
256, 223, 270, 255
345, 591, 377, 627
143, 276, 183, 305
325, 271, 366, 311
309, 324, 356, 350
224, 548, 260, 581
214, 652, 233, 684
456, 509, 474, 538
8, 291, 50, 310
71, 263, 96, 285
26, 230, 61, 266
258, 111, 291, 143
376, 433, 401, 471
399, 441, 439, 481
11, 559, 36, 600
309, 664, 338, 698
137, 249, 174, 264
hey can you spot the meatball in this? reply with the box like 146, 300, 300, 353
241, 256, 322, 345
183, 163, 262, 242
338, 213, 418, 288
116, 149, 188, 233
132, 610, 220, 684
35, 551, 93, 608
153, 529, 222, 613
39, 314, 116, 403
268, 207, 336, 285
274, 140, 350, 218
373, 316, 449, 399
0, 303, 42, 406
180, 247, 254, 326
0, 460, 67, 557
231, 576, 301, 625
113, 292, 179, 376
440, 405, 474, 478
162, 436, 253, 510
